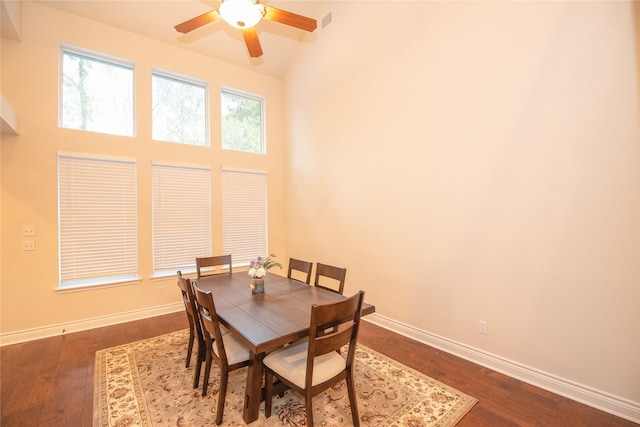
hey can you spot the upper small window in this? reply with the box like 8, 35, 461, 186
152, 71, 208, 146
221, 88, 264, 154
60, 45, 134, 137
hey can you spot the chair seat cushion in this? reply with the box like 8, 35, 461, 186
214, 332, 250, 365
264, 340, 346, 389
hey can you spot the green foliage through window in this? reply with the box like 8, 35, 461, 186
221, 90, 263, 154
152, 72, 207, 146
61, 48, 134, 137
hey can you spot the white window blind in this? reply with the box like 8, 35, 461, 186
152, 163, 211, 275
222, 169, 267, 265
58, 155, 138, 288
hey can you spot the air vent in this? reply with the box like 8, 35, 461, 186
321, 11, 332, 30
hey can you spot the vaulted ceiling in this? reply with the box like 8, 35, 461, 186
34, 0, 330, 79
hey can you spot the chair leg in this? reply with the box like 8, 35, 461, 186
264, 371, 273, 418
305, 390, 314, 427
201, 351, 212, 396
185, 327, 195, 368
215, 369, 229, 425
192, 340, 204, 389
346, 373, 360, 427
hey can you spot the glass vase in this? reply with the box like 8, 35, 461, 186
251, 277, 264, 294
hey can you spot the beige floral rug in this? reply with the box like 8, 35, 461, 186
94, 330, 477, 427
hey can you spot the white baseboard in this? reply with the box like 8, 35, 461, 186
364, 313, 640, 424
0, 302, 183, 346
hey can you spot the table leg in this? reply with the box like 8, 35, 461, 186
243, 351, 265, 424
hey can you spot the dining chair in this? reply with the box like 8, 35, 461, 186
287, 258, 313, 284
263, 290, 365, 427
176, 271, 205, 389
196, 254, 232, 279
192, 281, 251, 425
314, 263, 347, 295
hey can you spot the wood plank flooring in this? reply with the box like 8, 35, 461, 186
1, 312, 637, 426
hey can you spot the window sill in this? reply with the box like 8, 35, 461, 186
55, 277, 142, 294
151, 269, 196, 280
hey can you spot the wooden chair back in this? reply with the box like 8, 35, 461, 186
176, 271, 205, 387
314, 263, 346, 295
307, 290, 364, 371
196, 254, 232, 279
263, 290, 365, 426
192, 281, 250, 424
177, 270, 198, 323
192, 282, 230, 367
287, 258, 313, 284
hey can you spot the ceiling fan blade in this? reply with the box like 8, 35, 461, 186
174, 10, 220, 33
242, 27, 263, 57
263, 6, 317, 32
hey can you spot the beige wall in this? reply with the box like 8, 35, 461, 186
284, 1, 639, 405
2, 0, 639, 418
1, 2, 286, 332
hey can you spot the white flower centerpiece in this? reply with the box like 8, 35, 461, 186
248, 253, 282, 294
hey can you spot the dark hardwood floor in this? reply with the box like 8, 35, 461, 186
1, 312, 637, 426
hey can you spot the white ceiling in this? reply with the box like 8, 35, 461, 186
33, 0, 330, 79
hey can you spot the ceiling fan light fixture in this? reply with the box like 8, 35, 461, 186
219, 0, 263, 29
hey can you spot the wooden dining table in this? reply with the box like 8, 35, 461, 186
195, 272, 375, 424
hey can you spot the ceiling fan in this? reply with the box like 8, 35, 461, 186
174, 0, 317, 58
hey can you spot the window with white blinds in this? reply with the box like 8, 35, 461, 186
152, 163, 211, 276
222, 169, 267, 265
58, 154, 138, 288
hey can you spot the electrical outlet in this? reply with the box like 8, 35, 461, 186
479, 320, 488, 335
22, 225, 35, 236
22, 240, 36, 251
159, 286, 166, 295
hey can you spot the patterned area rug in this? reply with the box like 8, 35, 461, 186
94, 330, 477, 427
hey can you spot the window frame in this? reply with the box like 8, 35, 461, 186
151, 162, 213, 277
57, 152, 139, 290
151, 68, 210, 147
59, 44, 136, 137
221, 86, 266, 154
221, 167, 268, 266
